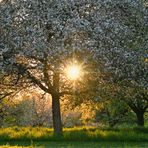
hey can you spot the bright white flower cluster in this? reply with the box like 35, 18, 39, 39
0, 0, 147, 87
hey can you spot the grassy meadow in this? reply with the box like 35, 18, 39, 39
0, 126, 147, 147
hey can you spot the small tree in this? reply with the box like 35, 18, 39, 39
9, 92, 52, 127
95, 99, 131, 127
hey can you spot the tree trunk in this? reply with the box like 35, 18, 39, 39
52, 67, 63, 135
52, 94, 63, 135
136, 111, 144, 127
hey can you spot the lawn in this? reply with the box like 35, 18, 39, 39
0, 142, 148, 148
0, 126, 147, 147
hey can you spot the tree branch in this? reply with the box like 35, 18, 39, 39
27, 72, 51, 94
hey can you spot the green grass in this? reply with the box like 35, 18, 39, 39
0, 126, 147, 147
0, 126, 147, 142
0, 145, 33, 148
0, 141, 148, 148
0, 146, 34, 148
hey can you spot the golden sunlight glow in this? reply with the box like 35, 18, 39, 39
66, 65, 81, 80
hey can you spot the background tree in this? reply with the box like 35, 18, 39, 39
114, 83, 148, 126
8, 91, 52, 127
93, 0, 148, 127
95, 98, 134, 127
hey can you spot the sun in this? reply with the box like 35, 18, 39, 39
66, 65, 81, 80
